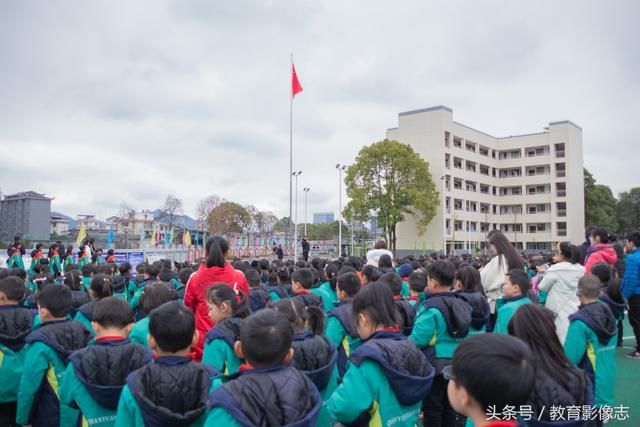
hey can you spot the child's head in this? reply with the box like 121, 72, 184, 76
37, 284, 72, 321
577, 275, 602, 304
447, 334, 535, 423
206, 283, 250, 323
141, 282, 178, 316
336, 272, 361, 301
379, 272, 403, 296
0, 276, 26, 304
118, 262, 132, 277
148, 301, 197, 355
236, 309, 294, 368
92, 297, 135, 337
244, 269, 261, 289
361, 265, 382, 285
89, 274, 114, 300
63, 270, 84, 291
81, 264, 95, 278
427, 260, 455, 291
351, 282, 399, 340
145, 263, 159, 280
408, 271, 427, 294
136, 262, 147, 276
503, 269, 530, 298
158, 268, 173, 283
398, 263, 413, 279
273, 298, 325, 335
276, 266, 290, 284
292, 268, 314, 291
9, 268, 27, 281
626, 231, 640, 251
454, 266, 485, 295
178, 267, 193, 286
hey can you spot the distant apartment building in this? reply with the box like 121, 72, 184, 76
50, 214, 70, 236
0, 191, 53, 241
385, 106, 584, 253
313, 212, 335, 224
105, 210, 156, 239
76, 214, 106, 231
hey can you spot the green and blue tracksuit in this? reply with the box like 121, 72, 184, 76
326, 300, 362, 378
202, 317, 243, 376
494, 295, 533, 335
0, 305, 34, 404
16, 319, 92, 426
564, 301, 617, 407
128, 317, 150, 349
59, 337, 151, 427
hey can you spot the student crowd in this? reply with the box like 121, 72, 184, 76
0, 225, 639, 427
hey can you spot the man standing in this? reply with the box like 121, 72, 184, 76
623, 231, 640, 359
276, 244, 284, 260
301, 237, 310, 262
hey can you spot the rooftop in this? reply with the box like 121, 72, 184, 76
1, 191, 53, 201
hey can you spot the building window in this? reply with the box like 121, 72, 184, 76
454, 178, 463, 190
479, 146, 489, 156
555, 143, 565, 158
453, 137, 462, 148
465, 141, 477, 153
454, 199, 463, 211
556, 163, 566, 178
556, 202, 567, 217
556, 182, 566, 197
453, 157, 463, 169
557, 221, 567, 237
444, 131, 451, 148
466, 181, 477, 192
466, 161, 477, 173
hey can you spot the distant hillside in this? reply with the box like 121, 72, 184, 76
150, 209, 197, 229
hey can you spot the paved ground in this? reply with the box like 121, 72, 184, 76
608, 317, 638, 426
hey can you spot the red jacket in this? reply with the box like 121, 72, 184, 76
584, 243, 617, 275
183, 262, 249, 360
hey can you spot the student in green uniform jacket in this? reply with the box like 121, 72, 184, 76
63, 246, 75, 273
0, 277, 34, 427
205, 309, 321, 427
28, 244, 44, 276
77, 245, 90, 270
6, 246, 25, 271
409, 260, 473, 427
311, 263, 340, 313
16, 285, 92, 427
202, 284, 250, 375
454, 266, 491, 336
128, 282, 178, 349
48, 244, 62, 277
564, 275, 618, 409
81, 263, 95, 292
328, 282, 435, 427
75, 274, 114, 336
407, 270, 427, 306
494, 269, 533, 335
60, 297, 151, 427
274, 299, 338, 427
325, 272, 362, 378
115, 302, 220, 427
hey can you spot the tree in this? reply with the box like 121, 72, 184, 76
617, 188, 640, 234
196, 195, 222, 230
273, 217, 293, 233
160, 195, 183, 228
584, 168, 618, 231
253, 211, 279, 235
207, 202, 251, 234
344, 139, 439, 252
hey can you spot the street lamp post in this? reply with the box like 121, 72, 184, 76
303, 187, 310, 237
336, 164, 347, 258
292, 171, 303, 262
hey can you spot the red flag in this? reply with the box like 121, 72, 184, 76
292, 64, 303, 98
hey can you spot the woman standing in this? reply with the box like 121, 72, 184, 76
480, 231, 522, 314
584, 227, 618, 274
537, 242, 584, 344
183, 236, 249, 361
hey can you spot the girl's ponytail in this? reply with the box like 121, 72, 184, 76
90, 273, 113, 300
206, 236, 229, 268
273, 299, 326, 336
306, 305, 325, 336
206, 283, 250, 318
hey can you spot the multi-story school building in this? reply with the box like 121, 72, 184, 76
385, 105, 584, 254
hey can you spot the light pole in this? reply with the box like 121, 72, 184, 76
303, 187, 310, 236
336, 164, 347, 258
441, 175, 447, 255
292, 171, 303, 261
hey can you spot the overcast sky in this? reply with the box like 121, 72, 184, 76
1, 1, 638, 221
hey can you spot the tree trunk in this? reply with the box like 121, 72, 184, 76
390, 223, 397, 253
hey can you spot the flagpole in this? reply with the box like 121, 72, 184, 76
289, 53, 294, 260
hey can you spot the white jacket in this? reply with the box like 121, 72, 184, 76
537, 261, 584, 344
480, 255, 508, 313
366, 249, 394, 267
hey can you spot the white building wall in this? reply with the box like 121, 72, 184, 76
385, 106, 584, 253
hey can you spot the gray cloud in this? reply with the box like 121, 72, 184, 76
0, 0, 638, 221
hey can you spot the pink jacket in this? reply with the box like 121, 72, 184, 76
583, 244, 617, 275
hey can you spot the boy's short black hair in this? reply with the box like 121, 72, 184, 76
119, 262, 132, 275
240, 309, 293, 367
149, 301, 195, 353
506, 269, 531, 294
158, 269, 173, 283
136, 263, 147, 274
9, 268, 27, 280
0, 269, 9, 281
379, 272, 403, 296
0, 276, 26, 301
427, 261, 455, 288
37, 284, 72, 318
451, 334, 535, 413
336, 272, 361, 297
178, 268, 193, 285
141, 283, 178, 315
291, 268, 314, 290
244, 269, 261, 288
93, 297, 134, 329
408, 271, 427, 293
627, 231, 640, 248
145, 264, 160, 278
577, 275, 602, 299
81, 264, 95, 277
